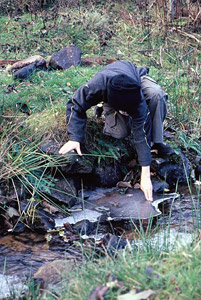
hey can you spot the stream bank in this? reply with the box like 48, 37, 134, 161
0, 183, 200, 299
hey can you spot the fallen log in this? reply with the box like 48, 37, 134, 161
1, 57, 116, 68
0, 59, 21, 67
81, 57, 116, 66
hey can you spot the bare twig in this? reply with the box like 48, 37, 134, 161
137, 46, 176, 53
193, 9, 201, 26
160, 46, 164, 69
0, 59, 21, 67
179, 49, 195, 61
176, 29, 201, 44
138, 30, 153, 44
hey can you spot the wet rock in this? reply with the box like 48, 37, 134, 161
90, 164, 123, 187
152, 178, 170, 193
39, 139, 62, 155
18, 201, 55, 232
49, 45, 82, 70
43, 177, 78, 208
195, 165, 201, 180
33, 259, 73, 288
40, 139, 94, 174
7, 55, 46, 72
74, 219, 95, 235
12, 222, 26, 233
151, 151, 191, 186
55, 188, 179, 228
101, 233, 129, 255
37, 208, 55, 231
60, 155, 94, 175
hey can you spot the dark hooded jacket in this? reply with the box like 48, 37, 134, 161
66, 60, 152, 166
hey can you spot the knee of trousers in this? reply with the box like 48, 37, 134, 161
147, 86, 166, 103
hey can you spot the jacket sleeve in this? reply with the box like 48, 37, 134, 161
67, 73, 107, 143
131, 104, 152, 166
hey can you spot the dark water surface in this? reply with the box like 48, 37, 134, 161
0, 187, 200, 298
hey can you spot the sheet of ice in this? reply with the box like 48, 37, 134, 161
55, 208, 103, 227
0, 274, 28, 298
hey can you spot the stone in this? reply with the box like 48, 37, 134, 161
152, 178, 170, 193
49, 45, 82, 69
73, 219, 95, 235
60, 155, 94, 175
90, 165, 123, 187
14, 63, 37, 79
55, 208, 103, 227
8, 55, 46, 72
33, 260, 73, 288
81, 56, 116, 66
43, 177, 78, 208
101, 233, 128, 254
39, 139, 62, 155
40, 139, 94, 174
195, 165, 201, 181
151, 151, 191, 186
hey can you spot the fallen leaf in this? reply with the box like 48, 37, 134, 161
133, 183, 140, 189
123, 170, 135, 181
42, 201, 59, 213
7, 207, 20, 218
116, 181, 132, 188
117, 289, 155, 300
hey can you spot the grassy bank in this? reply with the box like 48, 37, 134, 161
0, 1, 200, 153
61, 241, 201, 300
22, 237, 201, 300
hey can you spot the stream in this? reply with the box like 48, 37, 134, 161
0, 185, 200, 298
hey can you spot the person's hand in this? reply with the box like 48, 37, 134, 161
59, 141, 82, 156
140, 166, 153, 202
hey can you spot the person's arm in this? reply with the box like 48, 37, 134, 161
59, 72, 107, 155
131, 102, 153, 201
140, 165, 153, 201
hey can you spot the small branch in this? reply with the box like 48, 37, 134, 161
193, 9, 201, 26
137, 46, 176, 53
11, 178, 22, 216
176, 29, 200, 44
179, 49, 195, 60
0, 59, 21, 67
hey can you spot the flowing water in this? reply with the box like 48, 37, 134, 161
0, 186, 200, 298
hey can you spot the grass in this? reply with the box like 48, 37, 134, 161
60, 241, 201, 300
0, 1, 200, 299
17, 231, 200, 300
